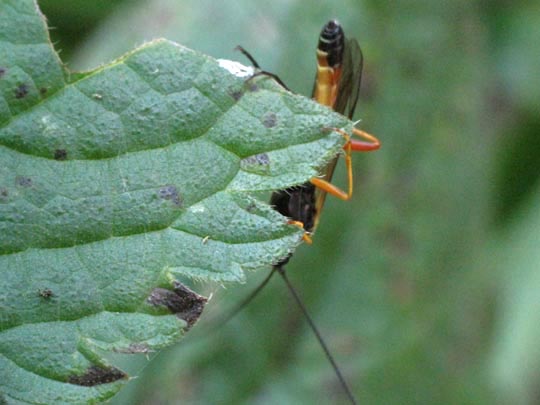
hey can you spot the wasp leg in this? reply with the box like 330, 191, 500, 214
310, 177, 350, 201
287, 220, 313, 244
330, 127, 380, 152
310, 128, 353, 200
311, 127, 380, 200
349, 128, 381, 151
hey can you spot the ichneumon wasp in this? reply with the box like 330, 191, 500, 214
271, 19, 380, 244
223, 20, 381, 404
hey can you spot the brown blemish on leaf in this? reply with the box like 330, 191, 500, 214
40, 87, 48, 95
15, 176, 32, 187
38, 288, 54, 299
242, 153, 270, 166
262, 112, 277, 128
158, 185, 183, 208
0, 188, 8, 201
0, 67, 6, 78
245, 202, 256, 212
54, 149, 67, 160
229, 89, 244, 101
68, 365, 127, 386
15, 84, 29, 99
248, 83, 259, 92
148, 282, 207, 329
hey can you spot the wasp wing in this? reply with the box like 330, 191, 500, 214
313, 38, 364, 228
335, 38, 363, 119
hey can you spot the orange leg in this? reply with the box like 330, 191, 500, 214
287, 220, 313, 244
349, 128, 381, 151
310, 127, 380, 200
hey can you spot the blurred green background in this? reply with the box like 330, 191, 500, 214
38, 0, 540, 403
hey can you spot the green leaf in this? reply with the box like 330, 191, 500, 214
0, 1, 352, 403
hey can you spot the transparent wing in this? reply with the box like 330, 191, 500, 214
335, 38, 363, 119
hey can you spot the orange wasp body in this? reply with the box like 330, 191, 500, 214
271, 19, 380, 247
230, 21, 380, 405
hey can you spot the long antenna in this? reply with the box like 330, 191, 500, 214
235, 45, 291, 90
203, 261, 357, 404
215, 267, 277, 327
275, 265, 358, 405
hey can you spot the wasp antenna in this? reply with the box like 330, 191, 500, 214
275, 265, 358, 405
215, 267, 278, 328
248, 70, 291, 91
235, 45, 261, 69
235, 46, 290, 90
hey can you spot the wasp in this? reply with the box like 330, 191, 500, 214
225, 20, 380, 405
271, 19, 380, 249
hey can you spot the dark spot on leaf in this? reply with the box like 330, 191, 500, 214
148, 282, 207, 329
255, 153, 270, 165
245, 202, 256, 212
0, 67, 6, 78
158, 185, 183, 208
40, 87, 48, 95
0, 188, 8, 201
15, 176, 32, 187
54, 149, 67, 160
248, 83, 259, 92
38, 288, 54, 299
230, 90, 244, 101
15, 84, 28, 99
262, 112, 277, 128
68, 365, 127, 386
242, 153, 270, 166
114, 343, 150, 354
